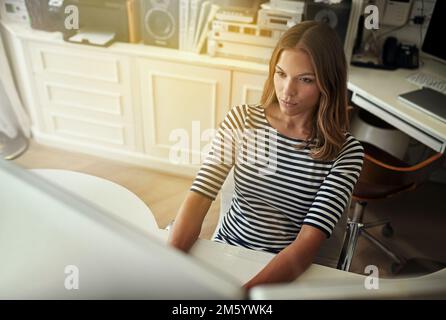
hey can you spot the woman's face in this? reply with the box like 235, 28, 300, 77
273, 48, 321, 117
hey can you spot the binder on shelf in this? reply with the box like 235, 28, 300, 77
179, 0, 190, 50
192, 0, 210, 50
126, 0, 140, 43
194, 3, 219, 53
187, 0, 205, 50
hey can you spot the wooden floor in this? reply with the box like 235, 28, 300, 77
12, 139, 446, 278
12, 140, 221, 240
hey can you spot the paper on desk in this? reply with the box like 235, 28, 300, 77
69, 28, 115, 46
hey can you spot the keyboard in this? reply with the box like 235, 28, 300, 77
406, 71, 446, 95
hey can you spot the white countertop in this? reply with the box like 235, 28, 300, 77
1, 21, 269, 75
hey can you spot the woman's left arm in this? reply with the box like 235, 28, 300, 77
243, 224, 326, 289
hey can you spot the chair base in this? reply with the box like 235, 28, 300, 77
361, 228, 406, 266
338, 201, 446, 277
338, 200, 405, 272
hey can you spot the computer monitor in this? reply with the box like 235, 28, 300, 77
0, 160, 244, 299
3, 160, 446, 300
421, 0, 446, 64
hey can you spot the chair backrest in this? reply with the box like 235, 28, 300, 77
216, 168, 349, 269
350, 110, 410, 160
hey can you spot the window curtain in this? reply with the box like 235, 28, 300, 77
0, 30, 30, 159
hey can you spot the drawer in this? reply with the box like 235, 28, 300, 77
42, 111, 137, 151
33, 73, 134, 125
25, 42, 143, 153
28, 41, 129, 85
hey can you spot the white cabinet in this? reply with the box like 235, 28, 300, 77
138, 58, 231, 164
231, 71, 267, 106
27, 41, 143, 152
3, 22, 268, 176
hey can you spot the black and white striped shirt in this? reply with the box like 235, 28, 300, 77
191, 105, 364, 254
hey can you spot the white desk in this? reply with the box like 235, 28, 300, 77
154, 229, 446, 299
154, 229, 364, 286
31, 169, 159, 234
249, 267, 446, 300
31, 169, 446, 298
1, 165, 443, 299
348, 58, 446, 153
29, 169, 364, 285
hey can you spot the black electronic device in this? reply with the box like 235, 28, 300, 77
304, 0, 352, 45
352, 14, 364, 55
141, 0, 179, 49
396, 43, 419, 69
421, 0, 445, 64
25, 0, 140, 44
24, 0, 67, 32
69, 0, 140, 43
382, 36, 419, 69
382, 36, 399, 67
352, 36, 419, 70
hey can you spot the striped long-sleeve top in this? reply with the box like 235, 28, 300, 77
191, 104, 364, 254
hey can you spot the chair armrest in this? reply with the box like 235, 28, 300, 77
365, 152, 443, 172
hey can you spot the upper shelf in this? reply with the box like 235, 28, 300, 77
1, 21, 269, 75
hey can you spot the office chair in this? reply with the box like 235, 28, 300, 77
337, 141, 444, 274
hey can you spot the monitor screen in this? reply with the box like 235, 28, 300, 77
0, 160, 244, 299
422, 0, 446, 63
2, 160, 445, 300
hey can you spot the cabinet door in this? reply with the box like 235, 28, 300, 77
27, 41, 142, 152
138, 58, 231, 165
231, 71, 267, 107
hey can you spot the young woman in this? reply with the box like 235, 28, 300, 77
168, 21, 364, 289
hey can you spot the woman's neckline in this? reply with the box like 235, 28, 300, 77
260, 107, 310, 143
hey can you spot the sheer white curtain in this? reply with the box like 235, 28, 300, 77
0, 30, 30, 159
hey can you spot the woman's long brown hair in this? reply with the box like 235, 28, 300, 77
260, 21, 349, 161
